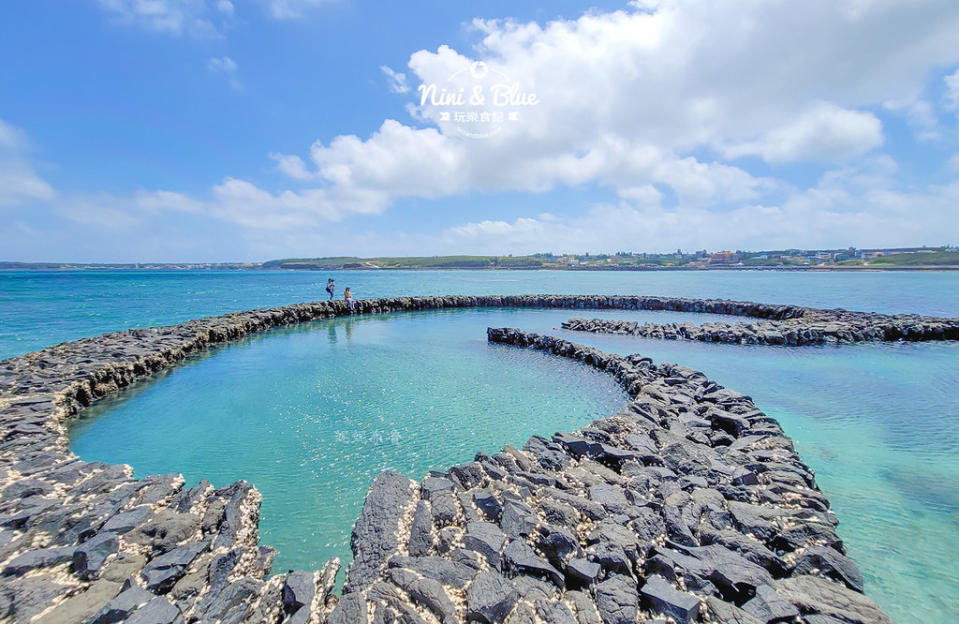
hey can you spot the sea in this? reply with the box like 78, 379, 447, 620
2, 269, 956, 623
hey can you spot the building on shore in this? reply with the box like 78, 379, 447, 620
707, 250, 740, 265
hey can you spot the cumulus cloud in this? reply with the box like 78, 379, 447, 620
945, 68, 959, 110
207, 55, 242, 90
0, 119, 26, 149
885, 99, 940, 142
723, 105, 883, 164
0, 164, 56, 208
96, 0, 336, 34
207, 56, 237, 73
0, 119, 55, 208
380, 66, 410, 94
436, 177, 959, 256
96, 0, 232, 37
209, 177, 388, 229
34, 1, 959, 258
270, 153, 314, 180
269, 0, 959, 216
267, 0, 334, 20
49, 189, 203, 232
52, 178, 388, 233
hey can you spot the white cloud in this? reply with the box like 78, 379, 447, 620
270, 153, 314, 180
207, 56, 237, 73
38, 1, 959, 258
267, 0, 334, 20
207, 56, 243, 90
435, 177, 959, 255
945, 68, 959, 110
0, 119, 26, 150
50, 179, 385, 234
51, 189, 202, 231
0, 119, 55, 208
724, 104, 883, 164
97, 0, 231, 37
948, 154, 959, 172
97, 0, 336, 33
617, 184, 662, 206
209, 178, 388, 229
329, 155, 943, 257
135, 189, 205, 213
56, 194, 144, 230
380, 66, 410, 94
308, 120, 468, 197
885, 98, 940, 142
269, 0, 959, 218
0, 163, 56, 208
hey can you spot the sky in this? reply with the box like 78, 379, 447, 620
1, 0, 959, 263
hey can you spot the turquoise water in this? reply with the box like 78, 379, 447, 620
569, 329, 959, 624
3, 270, 959, 623
70, 308, 640, 575
2, 269, 958, 361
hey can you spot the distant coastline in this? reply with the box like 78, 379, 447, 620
2, 264, 958, 272
3, 264, 959, 272
3, 247, 958, 272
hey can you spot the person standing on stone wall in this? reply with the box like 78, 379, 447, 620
326, 278, 335, 300
344, 287, 356, 312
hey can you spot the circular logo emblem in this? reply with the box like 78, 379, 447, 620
416, 61, 540, 139
469, 61, 489, 80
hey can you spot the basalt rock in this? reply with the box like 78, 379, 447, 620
0, 296, 898, 623
561, 303, 959, 346
343, 471, 415, 594
318, 327, 891, 623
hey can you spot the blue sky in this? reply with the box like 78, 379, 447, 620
1, 0, 958, 262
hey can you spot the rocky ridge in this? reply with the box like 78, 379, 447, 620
561, 307, 959, 346
0, 295, 902, 623
331, 328, 891, 624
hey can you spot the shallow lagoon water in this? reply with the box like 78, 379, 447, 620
3, 270, 958, 623
66, 306, 959, 623
572, 328, 959, 624
3, 268, 959, 361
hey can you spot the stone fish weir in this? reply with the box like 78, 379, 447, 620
0, 295, 912, 624
561, 308, 959, 346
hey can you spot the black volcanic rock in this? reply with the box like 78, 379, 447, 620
0, 295, 903, 624
466, 570, 518, 623
343, 471, 414, 594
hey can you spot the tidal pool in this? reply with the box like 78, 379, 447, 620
69, 306, 959, 623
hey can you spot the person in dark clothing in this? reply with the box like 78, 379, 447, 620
325, 278, 335, 300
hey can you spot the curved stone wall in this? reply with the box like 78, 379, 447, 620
0, 295, 905, 623
562, 306, 959, 345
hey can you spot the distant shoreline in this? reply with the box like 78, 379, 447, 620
2, 265, 958, 272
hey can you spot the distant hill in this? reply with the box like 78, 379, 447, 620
866, 251, 959, 266
4, 248, 957, 271
261, 256, 546, 270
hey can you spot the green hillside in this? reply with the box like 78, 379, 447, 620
866, 251, 959, 266
261, 256, 546, 270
